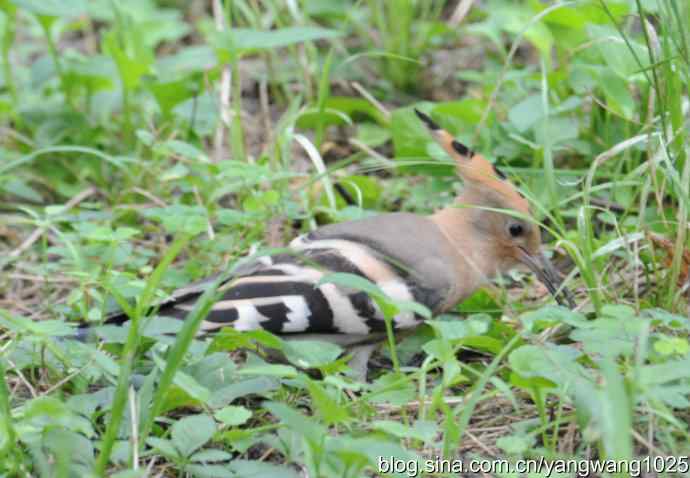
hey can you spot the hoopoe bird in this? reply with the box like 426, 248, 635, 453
93, 110, 573, 368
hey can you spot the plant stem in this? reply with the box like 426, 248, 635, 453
39, 17, 74, 109
1, 5, 18, 106
95, 235, 190, 475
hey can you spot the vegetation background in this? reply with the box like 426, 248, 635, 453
1, 0, 689, 476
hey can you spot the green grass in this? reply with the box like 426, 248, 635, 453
1, 0, 690, 476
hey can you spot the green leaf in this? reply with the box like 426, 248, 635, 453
570, 317, 646, 357
573, 356, 633, 461
519, 305, 588, 333
372, 420, 438, 443
148, 78, 198, 118
492, 2, 554, 54
508, 94, 544, 133
653, 336, 689, 356
587, 24, 649, 79
171, 414, 216, 457
0, 312, 75, 338
110, 470, 148, 478
433, 99, 487, 131
599, 71, 635, 119
508, 344, 586, 389
142, 205, 208, 235
214, 406, 252, 427
208, 377, 279, 409
262, 401, 325, 447
304, 378, 350, 425
496, 434, 533, 455
152, 354, 211, 404
190, 449, 232, 463
236, 364, 297, 378
227, 459, 301, 478
368, 372, 415, 406
146, 437, 179, 460
391, 105, 432, 160
155, 45, 217, 78
282, 340, 342, 369
22, 396, 94, 438
102, 28, 153, 91
427, 314, 491, 340
11, 0, 86, 17
214, 27, 342, 57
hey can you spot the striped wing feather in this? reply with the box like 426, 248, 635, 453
106, 213, 455, 335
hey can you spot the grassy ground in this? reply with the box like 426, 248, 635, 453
1, 0, 690, 476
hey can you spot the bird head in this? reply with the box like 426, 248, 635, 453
415, 109, 575, 308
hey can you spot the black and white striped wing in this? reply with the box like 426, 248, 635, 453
160, 220, 452, 334
161, 244, 408, 334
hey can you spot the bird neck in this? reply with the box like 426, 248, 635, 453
430, 199, 499, 304
430, 203, 476, 257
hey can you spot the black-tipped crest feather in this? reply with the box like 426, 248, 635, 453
414, 108, 439, 130
451, 140, 474, 158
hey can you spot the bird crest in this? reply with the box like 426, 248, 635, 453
414, 109, 530, 215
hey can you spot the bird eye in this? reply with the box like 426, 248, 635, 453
508, 223, 524, 238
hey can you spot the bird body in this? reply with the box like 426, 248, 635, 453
159, 211, 484, 336
95, 110, 573, 344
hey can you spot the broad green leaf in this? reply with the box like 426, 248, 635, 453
155, 45, 217, 78
0, 312, 75, 338
102, 28, 153, 91
508, 94, 544, 133
599, 72, 635, 119
519, 305, 588, 333
283, 340, 342, 369
111, 470, 148, 478
427, 314, 491, 340
171, 414, 216, 457
372, 419, 438, 443
214, 27, 341, 57
21, 396, 94, 438
227, 459, 301, 478
142, 205, 208, 235
570, 317, 646, 357
11, 0, 86, 17
368, 372, 415, 406
148, 78, 198, 118
236, 364, 297, 378
509, 344, 586, 389
304, 378, 350, 425
152, 354, 211, 404
214, 406, 252, 427
433, 99, 487, 131
391, 105, 433, 160
262, 401, 325, 447
208, 377, 279, 409
496, 434, 534, 455
146, 437, 179, 459
190, 449, 232, 463
573, 357, 633, 461
587, 24, 649, 80
489, 1, 553, 54
184, 464, 235, 478
653, 336, 689, 356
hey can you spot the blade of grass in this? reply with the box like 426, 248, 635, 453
314, 48, 334, 150
0, 359, 20, 467
95, 234, 191, 475
1, 2, 17, 107
137, 266, 233, 448
443, 333, 520, 457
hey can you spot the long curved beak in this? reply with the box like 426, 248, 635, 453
517, 248, 576, 309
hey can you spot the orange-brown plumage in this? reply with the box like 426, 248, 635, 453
415, 109, 573, 308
